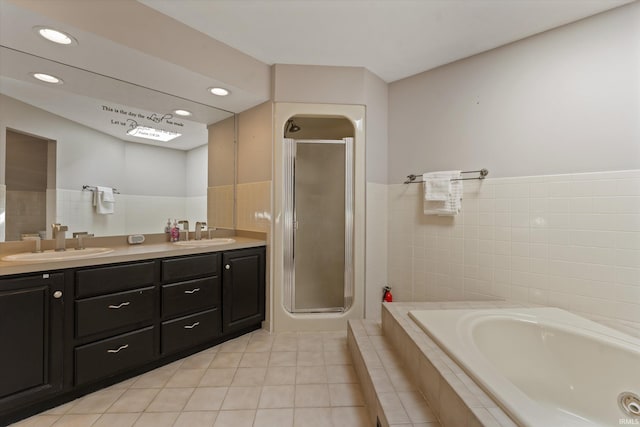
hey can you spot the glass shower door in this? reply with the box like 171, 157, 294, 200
283, 138, 353, 313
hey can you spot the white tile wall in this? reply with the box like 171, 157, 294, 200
388, 170, 640, 332
55, 189, 206, 236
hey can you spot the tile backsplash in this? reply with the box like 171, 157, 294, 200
388, 170, 640, 332
237, 181, 271, 233
208, 185, 234, 229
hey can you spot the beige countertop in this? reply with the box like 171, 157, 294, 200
0, 236, 266, 277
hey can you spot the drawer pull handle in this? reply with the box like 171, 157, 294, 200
108, 302, 130, 309
107, 344, 129, 354
184, 288, 200, 294
184, 322, 200, 329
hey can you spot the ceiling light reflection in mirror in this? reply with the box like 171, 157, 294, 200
1, 47, 232, 151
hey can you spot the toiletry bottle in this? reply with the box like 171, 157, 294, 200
165, 219, 171, 235
171, 219, 180, 242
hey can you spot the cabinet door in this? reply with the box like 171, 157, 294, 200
0, 273, 64, 420
222, 248, 265, 333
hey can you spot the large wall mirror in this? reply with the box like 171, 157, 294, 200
0, 47, 236, 241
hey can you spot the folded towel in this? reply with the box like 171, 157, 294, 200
423, 172, 451, 201
423, 171, 462, 216
95, 186, 115, 215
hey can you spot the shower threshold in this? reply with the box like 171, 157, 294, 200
291, 307, 345, 314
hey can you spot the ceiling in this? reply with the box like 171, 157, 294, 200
140, 0, 634, 83
0, 0, 634, 151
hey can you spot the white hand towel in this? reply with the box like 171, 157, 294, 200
423, 172, 451, 201
423, 171, 462, 216
96, 186, 115, 215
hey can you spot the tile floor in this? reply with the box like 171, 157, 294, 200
13, 330, 371, 427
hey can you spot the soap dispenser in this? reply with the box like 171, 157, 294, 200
170, 219, 180, 242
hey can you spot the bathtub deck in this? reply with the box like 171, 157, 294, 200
350, 301, 524, 427
348, 319, 440, 426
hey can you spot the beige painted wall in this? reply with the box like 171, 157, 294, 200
5, 130, 47, 191
273, 64, 366, 105
208, 116, 235, 188
388, 1, 640, 182
238, 102, 273, 184
363, 69, 389, 185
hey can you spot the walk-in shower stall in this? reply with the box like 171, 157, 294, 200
273, 104, 365, 332
282, 137, 354, 313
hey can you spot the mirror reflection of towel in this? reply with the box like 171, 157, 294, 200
95, 186, 115, 214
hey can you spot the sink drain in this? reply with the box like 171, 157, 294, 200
619, 392, 640, 418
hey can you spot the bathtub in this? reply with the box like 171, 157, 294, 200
409, 308, 640, 427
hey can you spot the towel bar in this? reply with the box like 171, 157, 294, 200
404, 169, 488, 184
82, 185, 121, 194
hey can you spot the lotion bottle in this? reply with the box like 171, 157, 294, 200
171, 219, 180, 242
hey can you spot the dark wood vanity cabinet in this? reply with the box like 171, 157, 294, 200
222, 247, 266, 334
73, 261, 157, 386
160, 253, 222, 355
1, 245, 265, 424
0, 273, 64, 420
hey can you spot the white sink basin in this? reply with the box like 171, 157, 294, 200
2, 247, 114, 262
173, 238, 236, 247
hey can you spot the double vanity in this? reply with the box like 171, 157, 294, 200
0, 236, 266, 425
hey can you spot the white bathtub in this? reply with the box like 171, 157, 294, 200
409, 308, 640, 427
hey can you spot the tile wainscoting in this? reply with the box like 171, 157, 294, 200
55, 189, 207, 237
208, 185, 234, 230
236, 182, 271, 233
388, 170, 640, 334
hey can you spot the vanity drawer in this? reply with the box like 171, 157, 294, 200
76, 287, 154, 338
76, 261, 155, 298
75, 326, 154, 385
161, 253, 219, 282
162, 277, 220, 318
161, 308, 220, 355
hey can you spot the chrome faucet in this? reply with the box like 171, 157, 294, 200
73, 232, 94, 250
195, 221, 207, 240
177, 220, 189, 241
52, 223, 68, 252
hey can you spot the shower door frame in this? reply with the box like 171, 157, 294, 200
283, 138, 354, 314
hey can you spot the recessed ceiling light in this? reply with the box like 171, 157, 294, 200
31, 73, 63, 84
127, 126, 181, 142
173, 109, 192, 117
209, 87, 230, 96
34, 26, 77, 46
